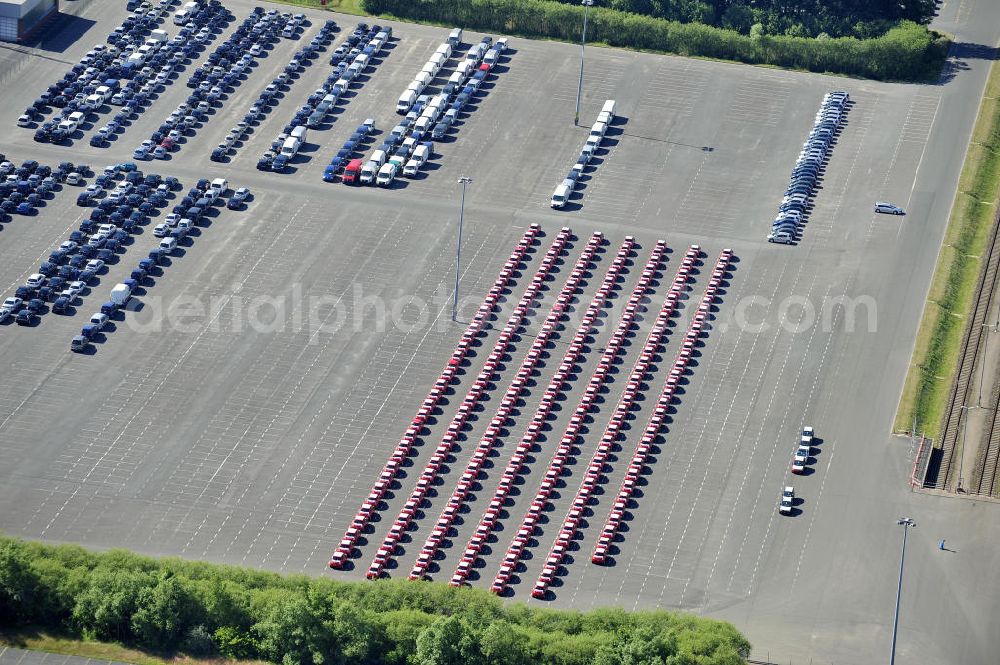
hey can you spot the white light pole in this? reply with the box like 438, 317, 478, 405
574, 0, 594, 126
453, 176, 473, 322
889, 517, 916, 665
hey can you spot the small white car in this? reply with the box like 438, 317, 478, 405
67, 281, 87, 297
153, 224, 169, 237
779, 487, 794, 514
801, 426, 814, 446
89, 312, 109, 330
26, 273, 46, 289
3, 297, 23, 310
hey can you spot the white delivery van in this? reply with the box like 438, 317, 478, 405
447, 71, 464, 89
435, 42, 452, 60
403, 143, 430, 176
551, 184, 570, 208
602, 99, 616, 121
376, 162, 397, 187
149, 29, 168, 42
360, 161, 379, 184
420, 61, 439, 78
397, 90, 416, 114
414, 71, 432, 89
449, 28, 463, 47
174, 1, 197, 24
597, 110, 612, 126
456, 60, 473, 78
430, 51, 447, 68
414, 116, 432, 133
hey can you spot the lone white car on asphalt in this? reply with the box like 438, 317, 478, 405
779, 487, 794, 515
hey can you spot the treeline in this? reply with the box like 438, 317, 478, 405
360, 0, 949, 81
0, 535, 751, 665
544, 0, 938, 39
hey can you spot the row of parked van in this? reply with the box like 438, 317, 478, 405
551, 100, 617, 209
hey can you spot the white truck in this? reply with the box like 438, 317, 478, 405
110, 283, 132, 306
290, 125, 307, 142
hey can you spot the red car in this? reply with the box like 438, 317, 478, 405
160, 137, 175, 150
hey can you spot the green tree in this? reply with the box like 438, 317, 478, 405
0, 539, 38, 623
479, 620, 530, 665
414, 615, 482, 665
130, 576, 199, 649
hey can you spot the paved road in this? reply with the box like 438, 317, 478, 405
0, 1, 997, 664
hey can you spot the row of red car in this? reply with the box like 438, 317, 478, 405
328, 223, 542, 570
431, 235, 638, 586
590, 249, 733, 566
362, 227, 575, 579
486, 240, 672, 596
403, 231, 608, 583
527, 244, 704, 599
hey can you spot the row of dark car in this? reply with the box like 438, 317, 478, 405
257, 22, 387, 172
0, 157, 87, 219
213, 17, 339, 162
136, 6, 296, 159
0, 163, 179, 327
72, 178, 251, 352
322, 120, 377, 183
767, 91, 849, 245
28, 1, 229, 146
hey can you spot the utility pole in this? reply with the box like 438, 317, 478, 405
574, 0, 594, 126
453, 176, 473, 322
890, 517, 916, 665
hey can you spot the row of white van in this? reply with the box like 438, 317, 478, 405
551, 100, 616, 208
397, 40, 455, 113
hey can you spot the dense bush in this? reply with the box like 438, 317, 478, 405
360, 0, 948, 81
543, 0, 938, 39
0, 535, 751, 665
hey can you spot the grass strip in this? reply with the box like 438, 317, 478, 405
894, 58, 1000, 439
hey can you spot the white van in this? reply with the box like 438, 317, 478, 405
397, 90, 416, 114
551, 184, 570, 208
210, 177, 228, 195
360, 161, 379, 184
456, 60, 473, 78
173, 1, 197, 25
403, 143, 430, 176
376, 162, 398, 187
602, 99, 616, 121
449, 28, 463, 47
447, 71, 465, 88
429, 51, 447, 68
414, 116, 432, 133
414, 71, 432, 89
597, 110, 612, 127
435, 43, 452, 60
421, 61, 439, 78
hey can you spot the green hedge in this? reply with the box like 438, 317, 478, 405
0, 535, 751, 665
361, 0, 948, 81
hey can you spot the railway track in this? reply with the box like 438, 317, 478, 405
931, 210, 1000, 492
971, 372, 1000, 495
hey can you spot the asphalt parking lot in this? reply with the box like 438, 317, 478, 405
2, 0, 1000, 663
